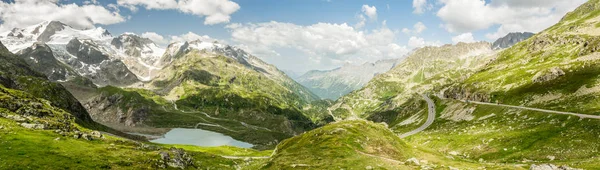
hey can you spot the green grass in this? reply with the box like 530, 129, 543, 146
260, 120, 415, 169
399, 97, 600, 168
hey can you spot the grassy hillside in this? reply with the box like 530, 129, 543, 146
0, 84, 269, 169
447, 0, 600, 115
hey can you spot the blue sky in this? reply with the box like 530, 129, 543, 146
0, 0, 588, 73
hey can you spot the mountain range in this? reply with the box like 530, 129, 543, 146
295, 59, 401, 100
2, 0, 600, 169
0, 20, 325, 149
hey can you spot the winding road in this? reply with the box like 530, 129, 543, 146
458, 100, 600, 120
399, 94, 436, 138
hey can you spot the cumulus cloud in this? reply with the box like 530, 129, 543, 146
0, 0, 125, 32
141, 32, 169, 45
225, 21, 409, 68
355, 14, 366, 29
169, 32, 219, 43
408, 36, 441, 48
403, 22, 427, 35
451, 32, 476, 44
361, 5, 377, 20
436, 0, 587, 39
413, 0, 431, 14
117, 0, 240, 25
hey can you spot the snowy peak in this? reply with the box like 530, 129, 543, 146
0, 20, 113, 52
111, 34, 164, 60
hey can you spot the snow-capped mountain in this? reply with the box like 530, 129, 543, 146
0, 21, 164, 86
296, 59, 401, 100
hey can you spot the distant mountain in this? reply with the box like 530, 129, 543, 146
492, 32, 534, 49
0, 21, 140, 86
332, 42, 494, 120
296, 59, 400, 100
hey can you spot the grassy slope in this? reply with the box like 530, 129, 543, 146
0, 84, 267, 169
455, 0, 600, 115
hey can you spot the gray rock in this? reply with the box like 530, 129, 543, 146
406, 157, 420, 166
20, 123, 46, 129
492, 32, 535, 50
82, 134, 93, 140
91, 131, 103, 138
6, 115, 26, 122
159, 151, 170, 161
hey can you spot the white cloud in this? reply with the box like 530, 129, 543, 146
141, 32, 168, 45
0, 0, 125, 32
413, 0, 431, 14
226, 21, 409, 69
170, 32, 219, 43
361, 5, 377, 20
117, 0, 240, 25
402, 22, 427, 35
451, 32, 476, 44
436, 0, 587, 39
355, 14, 366, 29
408, 36, 441, 48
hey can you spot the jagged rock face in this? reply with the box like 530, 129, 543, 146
17, 43, 77, 81
0, 41, 93, 123
84, 93, 148, 127
51, 38, 139, 86
160, 41, 189, 65
66, 38, 109, 64
110, 34, 165, 80
111, 34, 156, 58
297, 59, 400, 100
36, 21, 66, 43
492, 32, 534, 50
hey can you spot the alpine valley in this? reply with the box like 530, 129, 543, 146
1, 0, 600, 169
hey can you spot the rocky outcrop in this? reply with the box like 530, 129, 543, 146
532, 67, 565, 83
493, 32, 534, 50
442, 86, 492, 103
157, 148, 195, 169
17, 43, 78, 82
84, 93, 149, 127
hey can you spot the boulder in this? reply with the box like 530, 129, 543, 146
91, 131, 103, 138
20, 123, 46, 129
406, 157, 420, 166
82, 134, 93, 140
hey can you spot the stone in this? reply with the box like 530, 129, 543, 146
406, 157, 420, 166
82, 134, 93, 140
73, 133, 81, 139
20, 123, 46, 129
159, 151, 170, 161
7, 115, 26, 122
91, 131, 103, 138
54, 137, 60, 141
365, 166, 373, 170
